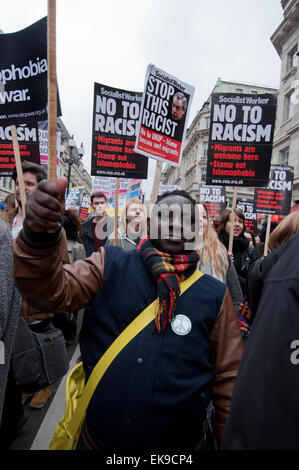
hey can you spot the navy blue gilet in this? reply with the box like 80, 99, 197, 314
79, 246, 226, 451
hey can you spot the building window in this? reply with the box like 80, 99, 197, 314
285, 91, 295, 121
203, 141, 208, 157
205, 117, 210, 129
236, 88, 243, 93
201, 167, 207, 181
9, 178, 12, 190
280, 148, 289, 166
251, 90, 258, 94
287, 46, 297, 72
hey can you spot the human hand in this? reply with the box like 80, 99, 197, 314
25, 177, 68, 233
228, 252, 234, 263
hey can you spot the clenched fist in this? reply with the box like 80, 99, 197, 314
25, 177, 68, 233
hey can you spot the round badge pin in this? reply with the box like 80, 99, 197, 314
171, 314, 192, 336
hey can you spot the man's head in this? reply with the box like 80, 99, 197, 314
12, 161, 47, 207
171, 92, 187, 121
148, 190, 199, 254
90, 192, 107, 218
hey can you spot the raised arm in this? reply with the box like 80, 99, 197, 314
13, 178, 105, 314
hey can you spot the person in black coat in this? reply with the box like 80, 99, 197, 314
222, 231, 299, 450
218, 208, 256, 296
246, 210, 299, 324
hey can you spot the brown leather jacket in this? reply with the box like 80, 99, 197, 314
1, 208, 70, 322
13, 228, 243, 442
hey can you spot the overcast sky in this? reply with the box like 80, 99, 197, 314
1, 0, 283, 198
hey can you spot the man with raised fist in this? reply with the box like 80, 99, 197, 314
13, 177, 243, 451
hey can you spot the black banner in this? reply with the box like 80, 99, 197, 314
0, 123, 40, 176
0, 17, 61, 126
206, 93, 277, 187
198, 184, 226, 220
236, 200, 257, 234
253, 165, 294, 216
91, 82, 148, 179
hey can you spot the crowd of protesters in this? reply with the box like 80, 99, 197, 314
0, 160, 299, 451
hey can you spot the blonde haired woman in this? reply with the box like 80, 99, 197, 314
197, 203, 243, 312
268, 210, 299, 252
107, 198, 147, 250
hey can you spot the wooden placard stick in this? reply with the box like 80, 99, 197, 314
47, 0, 57, 186
113, 178, 120, 246
149, 160, 163, 213
228, 186, 238, 255
11, 125, 26, 217
263, 214, 271, 257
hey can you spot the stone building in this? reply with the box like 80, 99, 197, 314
162, 78, 278, 207
270, 0, 299, 208
57, 118, 92, 195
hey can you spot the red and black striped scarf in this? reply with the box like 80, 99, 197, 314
138, 236, 200, 332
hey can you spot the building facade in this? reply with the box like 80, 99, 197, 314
162, 78, 278, 207
270, 0, 299, 206
57, 118, 92, 195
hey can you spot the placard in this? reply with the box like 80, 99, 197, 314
135, 64, 194, 166
236, 200, 257, 234
0, 123, 40, 175
65, 186, 85, 208
0, 17, 61, 126
126, 179, 142, 201
198, 184, 226, 220
92, 176, 112, 197
206, 93, 277, 187
253, 165, 294, 216
91, 82, 148, 179
38, 123, 61, 166
79, 193, 91, 219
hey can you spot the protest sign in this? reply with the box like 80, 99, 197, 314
206, 93, 277, 187
0, 16, 61, 126
135, 64, 194, 166
38, 124, 61, 166
199, 184, 226, 220
110, 177, 129, 192
91, 82, 148, 179
254, 165, 294, 216
79, 193, 91, 219
109, 179, 127, 215
92, 176, 111, 194
65, 186, 85, 208
126, 179, 142, 201
0, 123, 40, 176
236, 200, 257, 234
